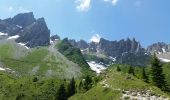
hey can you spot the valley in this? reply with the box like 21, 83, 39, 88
0, 12, 170, 100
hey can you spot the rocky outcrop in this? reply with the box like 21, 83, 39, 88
0, 12, 51, 48
50, 34, 60, 41
69, 38, 150, 66
16, 18, 50, 48
5, 12, 36, 28
147, 42, 170, 54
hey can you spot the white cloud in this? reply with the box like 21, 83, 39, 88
103, 0, 110, 2
112, 0, 118, 6
19, 7, 30, 13
104, 0, 119, 6
90, 34, 101, 43
8, 7, 13, 12
76, 0, 91, 12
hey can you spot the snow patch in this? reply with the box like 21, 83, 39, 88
162, 48, 166, 53
144, 53, 148, 55
50, 39, 59, 44
0, 67, 5, 71
0, 67, 14, 72
159, 58, 170, 62
50, 39, 54, 44
16, 25, 22, 29
18, 43, 29, 49
0, 32, 8, 36
7, 35, 19, 40
87, 61, 107, 74
109, 56, 116, 62
80, 48, 88, 52
158, 52, 162, 54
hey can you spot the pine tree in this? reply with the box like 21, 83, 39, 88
150, 54, 167, 91
57, 84, 67, 100
142, 68, 148, 83
83, 75, 92, 90
78, 81, 83, 91
116, 66, 121, 72
128, 66, 135, 76
67, 77, 76, 97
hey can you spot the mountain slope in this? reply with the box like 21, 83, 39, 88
70, 66, 170, 100
56, 38, 94, 76
69, 38, 150, 67
0, 39, 83, 79
0, 12, 50, 48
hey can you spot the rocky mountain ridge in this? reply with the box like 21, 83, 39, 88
0, 12, 51, 48
1, 12, 170, 66
69, 38, 150, 66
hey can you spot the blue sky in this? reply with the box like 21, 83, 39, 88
0, 0, 170, 47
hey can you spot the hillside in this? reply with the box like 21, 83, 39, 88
0, 71, 67, 99
70, 65, 170, 100
0, 39, 84, 79
56, 38, 94, 76
0, 12, 170, 100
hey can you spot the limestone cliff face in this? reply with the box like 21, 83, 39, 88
0, 12, 51, 48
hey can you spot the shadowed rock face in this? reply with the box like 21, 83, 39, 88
0, 12, 51, 48
68, 38, 150, 66
50, 34, 60, 41
8, 12, 36, 27
16, 18, 50, 48
71, 38, 144, 57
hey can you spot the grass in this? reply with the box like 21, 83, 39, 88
163, 63, 170, 87
0, 42, 82, 79
0, 44, 13, 59
0, 71, 65, 100
70, 66, 170, 100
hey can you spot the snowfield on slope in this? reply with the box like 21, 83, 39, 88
7, 35, 20, 40
159, 58, 170, 62
18, 43, 30, 49
87, 61, 107, 74
0, 32, 8, 36
0, 67, 5, 71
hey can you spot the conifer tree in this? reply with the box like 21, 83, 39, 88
128, 66, 135, 76
57, 84, 67, 100
142, 68, 148, 83
67, 77, 76, 97
117, 66, 121, 72
83, 75, 92, 90
78, 81, 83, 91
150, 54, 167, 91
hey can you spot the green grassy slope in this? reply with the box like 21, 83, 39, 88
56, 38, 94, 76
0, 71, 65, 100
163, 63, 170, 87
70, 66, 170, 100
0, 40, 83, 79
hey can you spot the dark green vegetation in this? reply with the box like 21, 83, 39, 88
56, 38, 94, 76
0, 40, 95, 79
0, 71, 78, 100
150, 54, 168, 91
0, 71, 98, 99
70, 65, 170, 100
0, 40, 170, 99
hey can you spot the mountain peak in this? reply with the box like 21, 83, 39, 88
11, 12, 35, 27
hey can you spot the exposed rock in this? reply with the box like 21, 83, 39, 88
147, 42, 170, 54
8, 12, 35, 27
16, 18, 50, 48
50, 34, 60, 41
69, 38, 150, 66
0, 12, 52, 48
